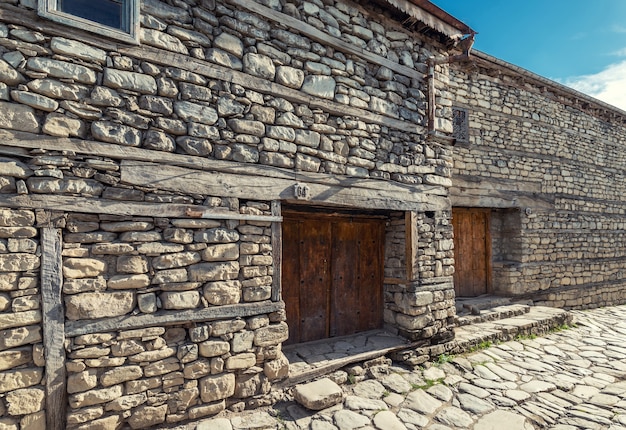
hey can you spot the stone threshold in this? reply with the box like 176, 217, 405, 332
278, 329, 416, 388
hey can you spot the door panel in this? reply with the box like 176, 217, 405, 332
452, 208, 491, 297
282, 212, 384, 345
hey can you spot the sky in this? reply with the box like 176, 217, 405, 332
434, 0, 626, 111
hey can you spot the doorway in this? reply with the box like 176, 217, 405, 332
282, 210, 385, 345
452, 207, 492, 297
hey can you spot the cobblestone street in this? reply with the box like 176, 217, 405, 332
195, 305, 626, 430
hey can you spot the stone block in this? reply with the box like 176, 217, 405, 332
128, 404, 168, 429
69, 385, 123, 409
5, 387, 45, 415
27, 57, 96, 84
19, 411, 45, 430
144, 357, 180, 377
183, 359, 211, 379
100, 365, 143, 386
65, 292, 135, 320
198, 340, 229, 358
128, 347, 176, 363
174, 101, 218, 125
0, 348, 32, 371
105, 393, 147, 412
103, 68, 157, 94
116, 255, 149, 273
199, 373, 235, 402
294, 378, 343, 410
264, 352, 290, 381
160, 291, 200, 310
203, 280, 241, 305
225, 353, 256, 370
202, 244, 239, 262
254, 322, 289, 347
63, 258, 106, 278
0, 254, 39, 272
0, 310, 41, 331
188, 261, 239, 282
188, 400, 225, 420
0, 326, 42, 351
108, 274, 150, 290
152, 251, 201, 269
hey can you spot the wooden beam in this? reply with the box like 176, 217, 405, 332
405, 211, 419, 281
120, 160, 450, 212
271, 201, 282, 302
41, 227, 66, 430
0, 193, 283, 220
65, 300, 285, 337
227, 0, 424, 82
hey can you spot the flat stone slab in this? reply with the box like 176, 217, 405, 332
294, 378, 343, 410
474, 410, 530, 430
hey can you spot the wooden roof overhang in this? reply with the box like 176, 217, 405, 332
378, 0, 475, 44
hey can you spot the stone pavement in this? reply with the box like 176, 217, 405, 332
186, 305, 626, 430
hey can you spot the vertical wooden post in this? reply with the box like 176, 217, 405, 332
41, 227, 66, 430
271, 201, 282, 302
405, 211, 419, 282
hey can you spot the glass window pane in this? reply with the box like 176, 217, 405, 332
58, 0, 123, 30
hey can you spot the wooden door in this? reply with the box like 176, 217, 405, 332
452, 208, 492, 297
282, 212, 384, 345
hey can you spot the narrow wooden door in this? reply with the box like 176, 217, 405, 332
282, 212, 384, 345
452, 208, 492, 297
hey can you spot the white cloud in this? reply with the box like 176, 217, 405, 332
560, 60, 626, 112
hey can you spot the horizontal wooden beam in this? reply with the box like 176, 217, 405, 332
227, 0, 424, 82
121, 160, 450, 212
66, 300, 285, 337
0, 193, 282, 220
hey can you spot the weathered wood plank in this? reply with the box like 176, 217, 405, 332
227, 0, 424, 82
271, 201, 282, 302
65, 300, 285, 337
405, 211, 419, 282
0, 131, 447, 197
0, 193, 282, 220
41, 227, 66, 430
120, 160, 450, 212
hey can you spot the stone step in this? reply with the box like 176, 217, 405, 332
455, 303, 531, 326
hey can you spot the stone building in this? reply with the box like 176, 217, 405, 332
448, 51, 626, 309
0, 0, 474, 428
0, 0, 625, 428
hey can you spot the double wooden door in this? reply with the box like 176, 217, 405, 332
282, 212, 384, 345
452, 208, 492, 297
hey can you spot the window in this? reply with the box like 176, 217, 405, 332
451, 107, 469, 146
39, 0, 139, 44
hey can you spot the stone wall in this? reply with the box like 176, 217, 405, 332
62, 208, 288, 428
449, 53, 626, 308
0, 0, 461, 427
0, 209, 45, 430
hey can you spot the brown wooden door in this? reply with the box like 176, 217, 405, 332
452, 208, 492, 297
282, 212, 384, 345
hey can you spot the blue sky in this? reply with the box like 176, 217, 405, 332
435, 0, 626, 111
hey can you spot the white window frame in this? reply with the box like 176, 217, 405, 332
38, 0, 140, 44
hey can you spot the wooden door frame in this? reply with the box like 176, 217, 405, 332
452, 207, 493, 296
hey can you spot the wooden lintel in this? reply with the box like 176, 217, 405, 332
41, 227, 66, 430
65, 300, 285, 337
0, 193, 284, 220
120, 160, 450, 213
227, 0, 424, 82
